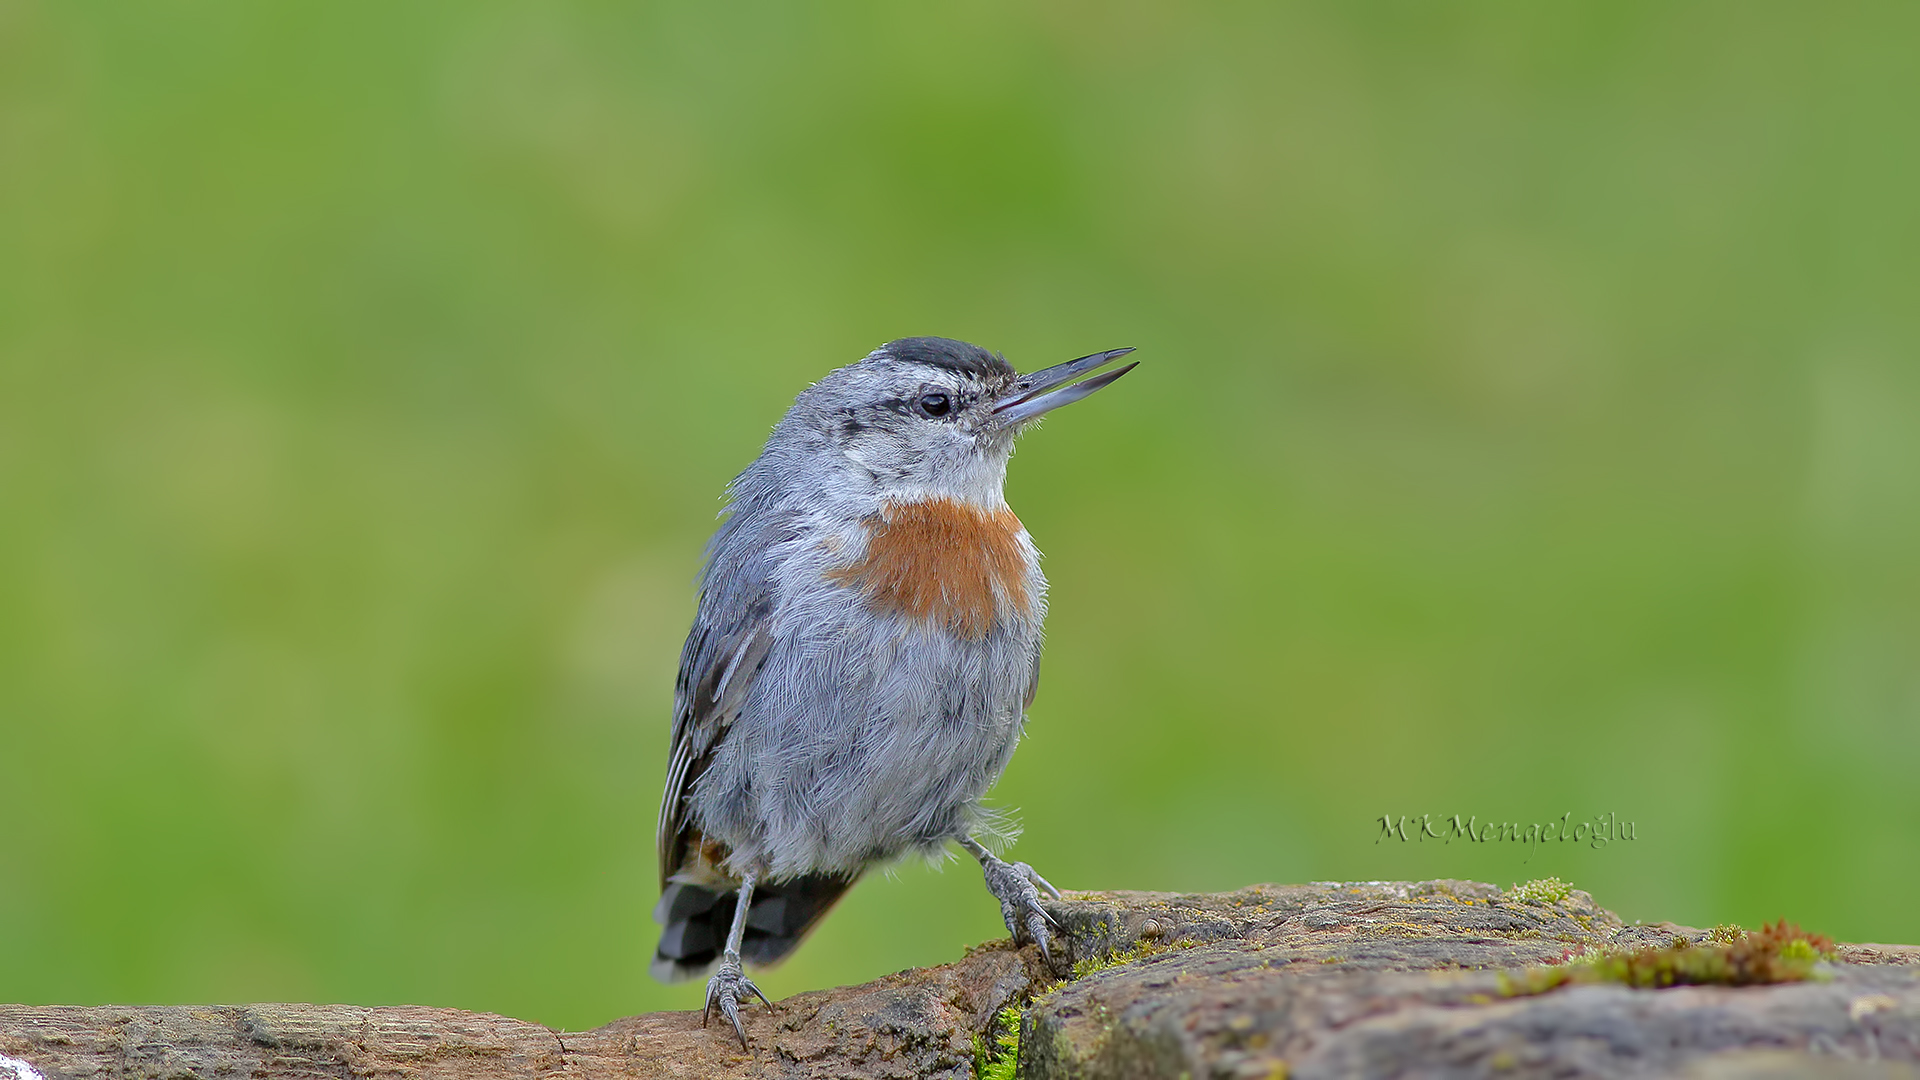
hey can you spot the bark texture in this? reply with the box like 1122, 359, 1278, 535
2, 881, 1916, 1080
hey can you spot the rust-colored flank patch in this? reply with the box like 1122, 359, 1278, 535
825, 498, 1031, 639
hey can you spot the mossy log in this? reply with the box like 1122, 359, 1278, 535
4, 881, 1918, 1079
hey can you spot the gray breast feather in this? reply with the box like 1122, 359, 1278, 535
661, 505, 1044, 883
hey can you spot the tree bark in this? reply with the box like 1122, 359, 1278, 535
3, 881, 1916, 1079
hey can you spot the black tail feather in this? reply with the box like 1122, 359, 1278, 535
651, 873, 857, 982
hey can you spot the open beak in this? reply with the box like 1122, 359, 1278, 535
993, 347, 1139, 425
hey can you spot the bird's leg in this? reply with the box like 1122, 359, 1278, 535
960, 836, 1061, 962
701, 874, 773, 1048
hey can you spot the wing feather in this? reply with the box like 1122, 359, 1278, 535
656, 586, 774, 890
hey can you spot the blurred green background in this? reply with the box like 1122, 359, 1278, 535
4, 0, 1918, 1031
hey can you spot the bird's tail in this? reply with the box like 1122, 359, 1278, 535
650, 873, 858, 983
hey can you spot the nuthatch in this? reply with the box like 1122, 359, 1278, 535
652, 337, 1138, 1044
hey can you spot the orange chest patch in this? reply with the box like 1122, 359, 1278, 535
825, 498, 1033, 639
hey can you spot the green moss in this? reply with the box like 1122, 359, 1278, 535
1070, 937, 1191, 980
1504, 920, 1837, 996
1706, 923, 1746, 946
1777, 937, 1822, 963
974, 1005, 1022, 1080
1554, 943, 1606, 967
1507, 877, 1574, 905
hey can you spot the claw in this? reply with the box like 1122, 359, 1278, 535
1027, 910, 1052, 962
701, 953, 768, 1049
978, 853, 1062, 962
1010, 862, 1061, 923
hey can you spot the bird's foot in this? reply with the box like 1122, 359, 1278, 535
701, 950, 772, 1048
979, 853, 1061, 961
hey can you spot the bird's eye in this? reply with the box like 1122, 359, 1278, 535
917, 392, 952, 418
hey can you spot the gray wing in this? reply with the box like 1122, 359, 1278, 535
656, 555, 776, 891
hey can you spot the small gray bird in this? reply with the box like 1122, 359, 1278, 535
652, 337, 1137, 1043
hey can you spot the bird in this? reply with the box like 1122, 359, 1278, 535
651, 337, 1138, 1045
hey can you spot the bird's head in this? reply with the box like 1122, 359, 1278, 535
782, 337, 1137, 509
